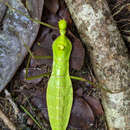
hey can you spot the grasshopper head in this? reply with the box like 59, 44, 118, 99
59, 19, 67, 35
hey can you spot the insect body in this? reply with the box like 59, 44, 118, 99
47, 20, 73, 130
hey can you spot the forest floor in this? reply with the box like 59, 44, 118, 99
0, 0, 129, 130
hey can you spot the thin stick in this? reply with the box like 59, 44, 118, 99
20, 105, 43, 129
0, 108, 16, 130
4, 89, 19, 117
113, 3, 130, 17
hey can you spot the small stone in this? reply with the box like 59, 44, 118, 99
27, 118, 34, 126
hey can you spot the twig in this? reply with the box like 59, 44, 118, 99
113, 3, 130, 17
0, 108, 16, 130
20, 105, 43, 129
4, 89, 19, 117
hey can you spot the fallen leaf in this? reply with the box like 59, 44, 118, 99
83, 95, 104, 116
44, 0, 59, 14
20, 68, 43, 84
70, 96, 95, 129
31, 87, 49, 121
58, 8, 72, 26
68, 31, 85, 70
30, 47, 52, 67
75, 87, 83, 97
20, 66, 48, 84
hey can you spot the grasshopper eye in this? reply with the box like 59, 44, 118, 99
57, 44, 65, 50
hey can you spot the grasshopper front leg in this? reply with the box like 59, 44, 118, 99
24, 43, 52, 80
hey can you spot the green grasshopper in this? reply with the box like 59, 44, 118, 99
1, 2, 112, 129
24, 19, 112, 130
47, 19, 73, 130
25, 19, 73, 130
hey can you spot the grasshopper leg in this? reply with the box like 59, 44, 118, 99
24, 43, 52, 80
